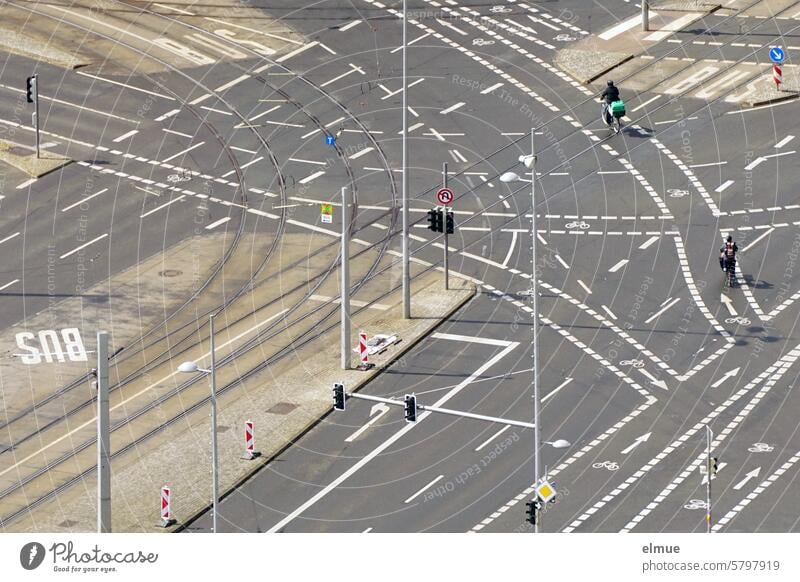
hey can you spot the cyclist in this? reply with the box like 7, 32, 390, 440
600, 80, 621, 125
720, 235, 738, 278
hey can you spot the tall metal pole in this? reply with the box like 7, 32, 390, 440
642, 0, 649, 32
341, 186, 351, 370
401, 0, 411, 319
706, 425, 712, 533
96, 331, 111, 533
209, 313, 219, 533
33, 74, 40, 159
530, 129, 541, 532
442, 162, 449, 291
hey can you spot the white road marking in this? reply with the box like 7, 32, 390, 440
205, 217, 231, 230
112, 129, 138, 143
644, 297, 680, 324
289, 157, 326, 166
601, 305, 618, 320
715, 180, 734, 193
542, 378, 572, 403
710, 366, 740, 389
276, 41, 318, 63
775, 135, 795, 148
339, 20, 361, 32
390, 33, 430, 53
474, 426, 511, 452
16, 178, 36, 190
620, 432, 651, 454
381, 78, 425, 100
200, 105, 232, 116
248, 105, 281, 122
162, 142, 205, 163
732, 467, 761, 491
639, 236, 658, 250
298, 170, 325, 184
155, 109, 180, 122
741, 227, 773, 253
221, 156, 263, 177
320, 63, 365, 88
0, 232, 20, 245
231, 146, 257, 154
140, 195, 186, 218
163, 128, 193, 139
688, 161, 726, 168
577, 280, 592, 294
214, 74, 250, 92
440, 102, 466, 114
598, 13, 644, 40
481, 82, 504, 94
268, 339, 518, 531
502, 231, 518, 267
0, 82, 138, 123
59, 233, 108, 259
61, 188, 108, 212
436, 18, 468, 35
405, 475, 444, 504
348, 147, 374, 160
76, 71, 174, 100
0, 279, 19, 292
431, 333, 514, 348
608, 259, 628, 273
555, 254, 569, 269
631, 95, 660, 112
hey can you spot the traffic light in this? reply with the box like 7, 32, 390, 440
427, 208, 443, 233
26, 75, 36, 104
445, 210, 454, 234
333, 383, 346, 411
404, 394, 417, 423
710, 457, 718, 475
525, 499, 540, 525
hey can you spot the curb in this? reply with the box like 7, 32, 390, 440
171, 282, 477, 533
747, 91, 799, 108
584, 54, 635, 84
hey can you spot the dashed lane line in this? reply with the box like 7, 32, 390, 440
621, 343, 800, 532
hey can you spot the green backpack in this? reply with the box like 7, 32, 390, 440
610, 100, 626, 117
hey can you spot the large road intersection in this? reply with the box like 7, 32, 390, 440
1, 0, 800, 533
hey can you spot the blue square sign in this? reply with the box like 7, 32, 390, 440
325, 135, 335, 146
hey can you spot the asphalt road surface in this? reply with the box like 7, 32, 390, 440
2, 0, 800, 533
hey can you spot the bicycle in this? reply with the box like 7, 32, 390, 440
600, 100, 623, 134
723, 257, 736, 288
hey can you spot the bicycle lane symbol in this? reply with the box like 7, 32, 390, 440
592, 461, 619, 471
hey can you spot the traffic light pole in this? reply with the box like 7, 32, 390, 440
706, 425, 712, 533
642, 0, 649, 32
401, 0, 411, 319
530, 129, 542, 533
341, 186, 351, 370
340, 389, 536, 429
442, 162, 449, 290
96, 331, 111, 533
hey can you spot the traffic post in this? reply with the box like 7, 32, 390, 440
241, 420, 259, 460
341, 187, 351, 370
357, 331, 372, 371
158, 486, 175, 528
26, 74, 40, 158
96, 331, 111, 533
427, 207, 442, 232
526, 499, 540, 526
770, 47, 785, 90
440, 163, 451, 290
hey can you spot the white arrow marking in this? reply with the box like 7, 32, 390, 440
720, 293, 737, 316
637, 368, 668, 390
436, 18, 468, 36
733, 467, 761, 490
701, 462, 728, 485
542, 377, 573, 403
344, 403, 391, 442
621, 432, 652, 454
711, 366, 740, 389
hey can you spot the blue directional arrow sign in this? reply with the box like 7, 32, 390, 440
769, 47, 785, 64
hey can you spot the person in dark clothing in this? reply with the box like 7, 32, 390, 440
720, 235, 738, 272
600, 80, 621, 124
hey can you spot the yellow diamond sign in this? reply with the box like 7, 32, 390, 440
536, 480, 556, 503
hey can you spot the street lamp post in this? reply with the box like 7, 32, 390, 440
178, 312, 220, 533
500, 129, 542, 531
706, 425, 713, 533
401, 0, 410, 319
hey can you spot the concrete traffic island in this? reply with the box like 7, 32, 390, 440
4, 269, 474, 533
0, 138, 72, 178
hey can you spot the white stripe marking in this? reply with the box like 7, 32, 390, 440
60, 233, 108, 259
404, 475, 444, 504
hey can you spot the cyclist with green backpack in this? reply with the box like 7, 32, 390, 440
600, 80, 625, 133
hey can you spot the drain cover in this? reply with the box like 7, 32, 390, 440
267, 402, 297, 415
158, 269, 182, 278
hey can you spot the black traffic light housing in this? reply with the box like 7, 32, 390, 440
333, 383, 346, 411
710, 456, 718, 475
404, 394, 417, 423
26, 75, 37, 104
526, 499, 541, 525
427, 208, 443, 233
445, 210, 454, 234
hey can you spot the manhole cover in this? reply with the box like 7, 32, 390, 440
267, 402, 297, 415
216, 425, 230, 433
58, 519, 79, 528
158, 269, 182, 278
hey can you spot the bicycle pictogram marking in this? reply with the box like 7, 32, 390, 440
554, 34, 576, 42
565, 221, 590, 230
592, 461, 619, 471
684, 499, 709, 510
489, 5, 513, 13
472, 38, 495, 46
725, 317, 751, 326
748, 442, 774, 453
667, 189, 689, 198
620, 359, 645, 368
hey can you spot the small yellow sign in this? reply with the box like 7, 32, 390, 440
321, 204, 333, 215
536, 480, 556, 503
